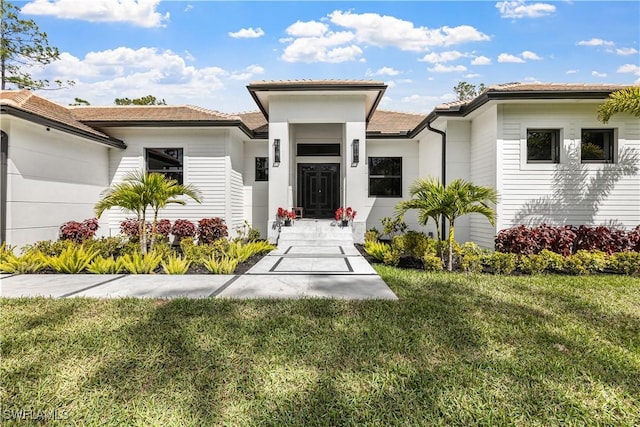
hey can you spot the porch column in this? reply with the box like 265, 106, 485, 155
267, 121, 290, 243
344, 121, 367, 243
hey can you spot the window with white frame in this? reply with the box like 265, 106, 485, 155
146, 148, 184, 183
581, 129, 615, 163
527, 129, 560, 163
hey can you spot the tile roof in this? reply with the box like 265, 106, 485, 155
248, 79, 385, 88
70, 105, 240, 123
0, 90, 113, 140
236, 111, 268, 134
367, 110, 427, 135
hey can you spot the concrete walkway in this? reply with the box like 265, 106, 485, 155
0, 241, 397, 300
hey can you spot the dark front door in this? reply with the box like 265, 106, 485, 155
297, 163, 340, 218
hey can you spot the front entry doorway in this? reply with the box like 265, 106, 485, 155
297, 163, 340, 218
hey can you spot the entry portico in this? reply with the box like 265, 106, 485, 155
247, 80, 386, 243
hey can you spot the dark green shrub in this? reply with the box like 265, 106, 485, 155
402, 231, 434, 259
609, 252, 640, 275
22, 240, 72, 257
486, 252, 517, 275
422, 253, 444, 272
519, 253, 549, 275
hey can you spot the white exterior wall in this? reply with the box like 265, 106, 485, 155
365, 139, 420, 234
500, 103, 640, 229
469, 106, 499, 248
445, 121, 472, 243
416, 128, 442, 238
243, 139, 268, 240
1, 117, 111, 249
266, 95, 367, 242
106, 127, 238, 236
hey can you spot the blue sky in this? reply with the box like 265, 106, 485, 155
13, 0, 640, 113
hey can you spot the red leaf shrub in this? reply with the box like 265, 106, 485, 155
496, 224, 639, 255
155, 219, 172, 237
120, 218, 151, 241
198, 217, 228, 244
171, 219, 196, 239
59, 218, 99, 243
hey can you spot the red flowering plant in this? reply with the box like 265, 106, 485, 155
335, 207, 357, 222
276, 207, 295, 224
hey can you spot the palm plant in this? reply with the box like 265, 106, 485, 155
95, 170, 201, 254
145, 173, 201, 248
396, 177, 498, 271
597, 86, 640, 123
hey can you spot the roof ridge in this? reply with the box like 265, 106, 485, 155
185, 104, 238, 119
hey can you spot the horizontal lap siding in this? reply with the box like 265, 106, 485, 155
500, 104, 640, 230
469, 107, 498, 248
5, 119, 110, 248
106, 128, 232, 235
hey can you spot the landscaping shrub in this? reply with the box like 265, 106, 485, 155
59, 218, 99, 243
84, 236, 131, 258
87, 256, 125, 274
422, 253, 444, 272
380, 216, 407, 239
203, 255, 238, 274
564, 255, 587, 275
120, 251, 163, 274
161, 255, 191, 275
539, 249, 565, 272
456, 242, 484, 273
233, 220, 261, 242
0, 251, 47, 273
155, 219, 172, 238
22, 240, 72, 257
573, 250, 608, 274
181, 238, 228, 266
364, 229, 380, 243
519, 253, 550, 275
401, 231, 434, 259
46, 245, 100, 274
382, 247, 402, 267
198, 217, 228, 244
120, 218, 150, 241
497, 224, 640, 256
171, 219, 197, 240
609, 251, 640, 275
486, 252, 518, 275
364, 240, 391, 263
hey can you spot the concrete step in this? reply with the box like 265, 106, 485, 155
277, 219, 354, 247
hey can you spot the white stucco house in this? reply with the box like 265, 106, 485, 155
1, 81, 638, 250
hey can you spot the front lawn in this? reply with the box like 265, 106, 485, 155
1, 269, 638, 426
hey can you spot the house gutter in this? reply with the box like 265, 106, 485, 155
425, 115, 447, 241
1, 131, 7, 244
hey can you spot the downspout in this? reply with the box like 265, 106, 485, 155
425, 118, 447, 241
1, 131, 7, 244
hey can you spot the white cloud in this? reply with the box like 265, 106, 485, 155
366, 67, 400, 76
495, 1, 556, 19
286, 20, 328, 37
616, 47, 639, 56
228, 27, 265, 39
385, 80, 396, 88
498, 53, 525, 63
22, 0, 169, 28
471, 56, 492, 65
30, 47, 262, 106
577, 38, 614, 47
328, 10, 490, 51
617, 64, 640, 76
465, 73, 481, 78
566, 69, 578, 74
591, 71, 607, 78
184, 5, 193, 12
428, 64, 467, 73
521, 50, 542, 60
281, 31, 362, 63
419, 51, 465, 63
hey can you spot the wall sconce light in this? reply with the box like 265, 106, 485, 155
352, 139, 359, 166
273, 139, 280, 166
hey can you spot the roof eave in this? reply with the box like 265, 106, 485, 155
1, 105, 126, 149
81, 119, 256, 139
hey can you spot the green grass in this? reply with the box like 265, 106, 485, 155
1, 268, 639, 426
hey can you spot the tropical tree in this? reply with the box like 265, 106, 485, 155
396, 177, 498, 271
0, 0, 72, 90
115, 95, 167, 105
453, 81, 486, 101
94, 171, 201, 253
395, 176, 446, 243
597, 86, 640, 123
